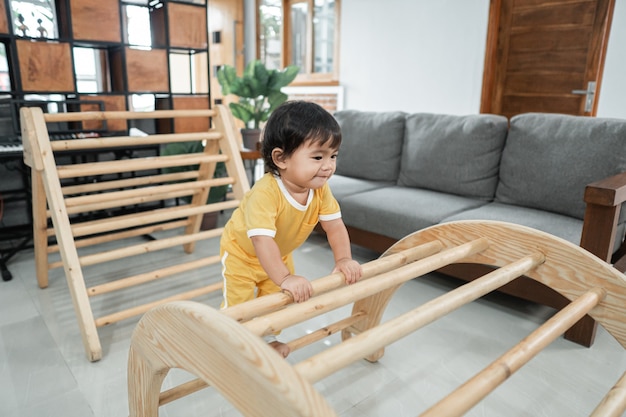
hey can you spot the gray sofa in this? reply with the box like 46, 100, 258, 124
328, 110, 626, 347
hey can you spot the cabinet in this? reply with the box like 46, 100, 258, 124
0, 0, 211, 139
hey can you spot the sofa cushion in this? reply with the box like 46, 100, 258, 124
397, 113, 508, 200
339, 186, 488, 240
333, 110, 406, 182
496, 113, 626, 220
441, 202, 585, 245
328, 174, 393, 202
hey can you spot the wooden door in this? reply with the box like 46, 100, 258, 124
481, 0, 615, 118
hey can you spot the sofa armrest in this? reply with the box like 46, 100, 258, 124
580, 171, 626, 271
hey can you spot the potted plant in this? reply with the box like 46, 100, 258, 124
217, 59, 299, 149
161, 141, 229, 230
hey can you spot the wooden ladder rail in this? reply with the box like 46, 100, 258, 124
21, 105, 248, 362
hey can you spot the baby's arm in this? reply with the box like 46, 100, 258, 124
320, 218, 362, 284
251, 235, 313, 302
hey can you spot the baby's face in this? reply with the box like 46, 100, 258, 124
279, 138, 339, 190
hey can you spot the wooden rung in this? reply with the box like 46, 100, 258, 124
61, 171, 199, 195
293, 253, 545, 383
62, 189, 199, 216
56, 153, 229, 179
419, 287, 606, 417
77, 227, 224, 267
243, 238, 490, 338
590, 371, 626, 417
47, 220, 187, 254
157, 311, 368, 406
88, 255, 221, 296
287, 311, 367, 351
50, 224, 222, 269
62, 177, 234, 214
50, 131, 222, 151
160, 379, 209, 406
222, 241, 444, 323
69, 199, 240, 238
94, 281, 222, 327
44, 108, 216, 123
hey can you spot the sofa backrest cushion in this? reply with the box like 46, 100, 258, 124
397, 113, 509, 200
333, 110, 406, 181
495, 113, 626, 220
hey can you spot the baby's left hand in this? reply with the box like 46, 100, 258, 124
333, 258, 362, 285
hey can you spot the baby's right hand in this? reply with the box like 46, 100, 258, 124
280, 275, 313, 303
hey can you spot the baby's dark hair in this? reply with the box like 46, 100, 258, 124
261, 101, 342, 175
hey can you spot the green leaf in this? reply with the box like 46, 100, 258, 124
229, 102, 254, 126
250, 61, 270, 93
268, 65, 300, 91
246, 77, 264, 98
267, 90, 288, 111
219, 61, 300, 128
216, 65, 239, 95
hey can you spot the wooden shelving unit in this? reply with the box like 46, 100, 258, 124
0, 0, 212, 281
0, 0, 211, 138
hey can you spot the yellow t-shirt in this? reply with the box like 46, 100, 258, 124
220, 173, 341, 263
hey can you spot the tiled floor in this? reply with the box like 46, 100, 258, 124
1, 212, 625, 417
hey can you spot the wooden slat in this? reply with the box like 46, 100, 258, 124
61, 171, 199, 195
88, 256, 221, 296
419, 287, 605, 417
56, 153, 228, 179
47, 220, 188, 254
50, 131, 221, 151
294, 253, 545, 383
62, 177, 234, 214
43, 108, 215, 122
590, 371, 626, 417
95, 282, 223, 327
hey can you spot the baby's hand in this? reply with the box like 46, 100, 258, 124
280, 275, 313, 303
333, 258, 362, 285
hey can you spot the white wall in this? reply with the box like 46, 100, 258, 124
596, 0, 626, 119
339, 0, 626, 118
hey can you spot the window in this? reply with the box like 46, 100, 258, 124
10, 0, 58, 39
0, 44, 10, 92
73, 48, 102, 93
258, 0, 340, 85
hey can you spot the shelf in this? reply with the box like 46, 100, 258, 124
70, 0, 122, 42
124, 47, 170, 92
167, 2, 208, 49
1, 0, 211, 134
0, 1, 8, 34
16, 40, 74, 92
79, 94, 128, 131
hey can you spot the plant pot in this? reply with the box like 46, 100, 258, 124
241, 128, 261, 150
200, 212, 219, 230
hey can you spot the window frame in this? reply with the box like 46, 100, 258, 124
256, 0, 341, 86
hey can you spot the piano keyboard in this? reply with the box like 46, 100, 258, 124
0, 143, 23, 156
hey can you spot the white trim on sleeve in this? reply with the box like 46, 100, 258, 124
247, 228, 276, 238
319, 211, 342, 222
